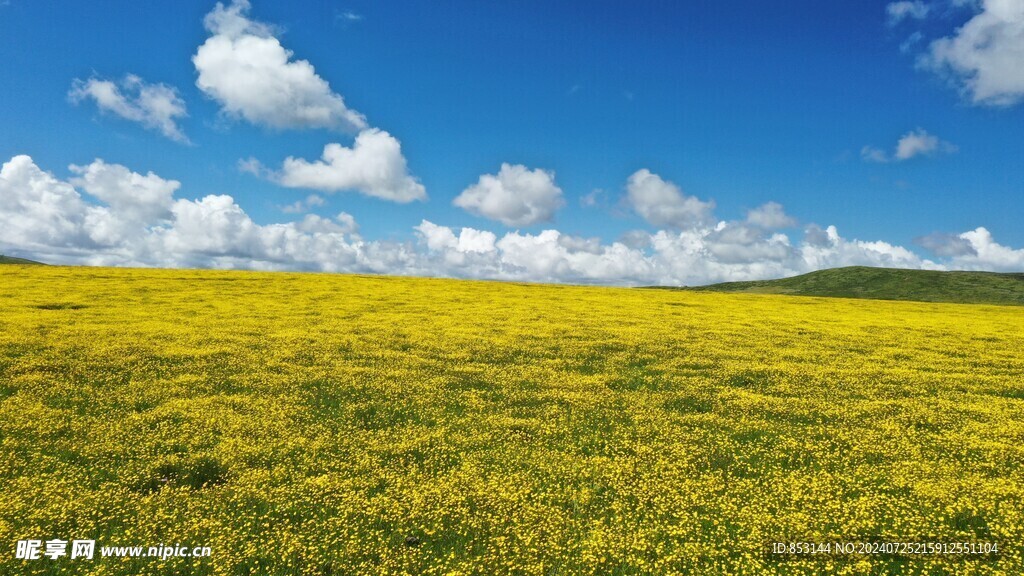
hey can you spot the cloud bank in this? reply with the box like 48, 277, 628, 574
5, 155, 1022, 286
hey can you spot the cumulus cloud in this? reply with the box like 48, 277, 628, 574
952, 227, 1024, 270
193, 0, 367, 131
256, 129, 425, 202
920, 0, 1024, 106
896, 128, 958, 159
914, 228, 1024, 271
0, 155, 97, 255
69, 159, 178, 224
4, 154, 1023, 286
915, 231, 978, 257
887, 1, 930, 25
619, 230, 652, 250
626, 169, 715, 230
746, 201, 797, 229
0, 155, 394, 272
413, 218, 952, 286
453, 163, 564, 226
862, 128, 957, 162
69, 75, 189, 143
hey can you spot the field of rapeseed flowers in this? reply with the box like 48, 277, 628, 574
1, 265, 1022, 575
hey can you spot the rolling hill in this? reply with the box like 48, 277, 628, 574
0, 255, 44, 265
665, 266, 1024, 306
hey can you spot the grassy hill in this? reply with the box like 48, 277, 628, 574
0, 254, 44, 265
672, 266, 1024, 306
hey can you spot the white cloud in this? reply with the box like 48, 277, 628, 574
952, 227, 1024, 270
580, 189, 606, 208
862, 128, 957, 162
795, 224, 932, 273
416, 220, 497, 255
69, 159, 178, 222
260, 128, 425, 202
5, 154, 1024, 286
413, 219, 949, 286
0, 155, 95, 255
619, 230, 652, 250
887, 1, 930, 25
280, 194, 325, 214
921, 0, 1024, 106
558, 235, 603, 255
917, 227, 1024, 270
895, 128, 957, 159
746, 201, 797, 229
626, 169, 715, 230
0, 155, 395, 272
69, 75, 189, 143
193, 0, 367, 131
333, 212, 359, 235
915, 231, 978, 256
453, 163, 564, 226
861, 145, 890, 163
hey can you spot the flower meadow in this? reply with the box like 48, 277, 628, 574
1, 265, 1023, 575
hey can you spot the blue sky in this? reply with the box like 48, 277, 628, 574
0, 0, 1022, 285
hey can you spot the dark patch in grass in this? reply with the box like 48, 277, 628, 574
606, 357, 667, 392
33, 302, 88, 310
505, 423, 536, 443
663, 394, 715, 415
722, 369, 775, 390
763, 408, 831, 427
731, 428, 769, 443
377, 443, 460, 473
137, 456, 229, 493
948, 511, 991, 538
130, 399, 159, 412
354, 403, 435, 430
0, 387, 15, 401
445, 373, 493, 393
675, 361, 718, 372
559, 342, 624, 376
990, 388, 1024, 400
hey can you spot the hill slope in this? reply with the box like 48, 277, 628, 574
673, 266, 1024, 306
0, 255, 44, 265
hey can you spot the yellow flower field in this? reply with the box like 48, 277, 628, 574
1, 265, 1022, 575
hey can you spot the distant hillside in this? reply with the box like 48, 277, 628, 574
661, 266, 1024, 306
0, 255, 44, 265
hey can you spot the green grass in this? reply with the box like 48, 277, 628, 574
652, 266, 1024, 306
0, 255, 44, 265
